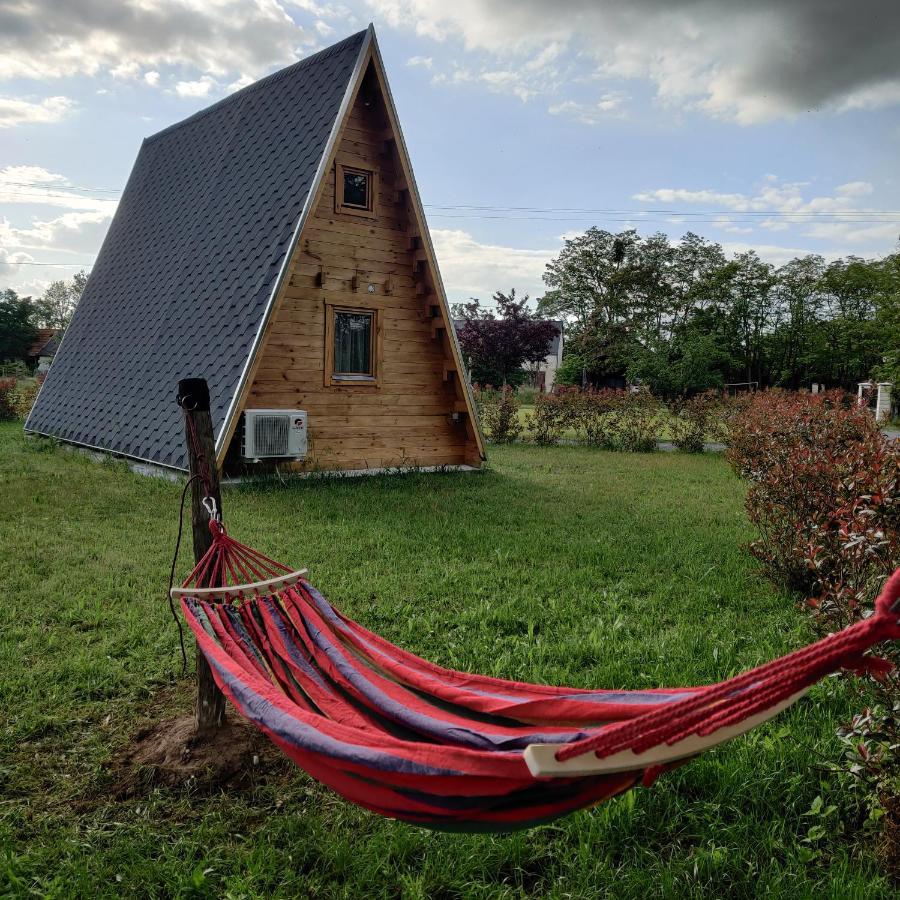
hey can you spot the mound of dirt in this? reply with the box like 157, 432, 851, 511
110, 714, 280, 797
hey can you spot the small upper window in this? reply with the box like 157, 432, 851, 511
335, 161, 377, 218
343, 170, 370, 209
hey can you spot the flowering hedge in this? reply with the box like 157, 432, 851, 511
524, 387, 662, 452
669, 390, 724, 453
472, 385, 522, 444
727, 390, 900, 861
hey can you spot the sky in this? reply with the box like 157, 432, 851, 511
1, 0, 900, 307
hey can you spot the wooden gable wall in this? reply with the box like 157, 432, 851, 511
236, 60, 482, 473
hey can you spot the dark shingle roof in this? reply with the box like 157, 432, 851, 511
25, 30, 367, 469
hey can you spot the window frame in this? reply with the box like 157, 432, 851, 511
335, 161, 378, 219
324, 303, 382, 388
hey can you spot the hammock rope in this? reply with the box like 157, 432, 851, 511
175, 521, 900, 831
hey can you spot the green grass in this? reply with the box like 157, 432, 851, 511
0, 422, 891, 898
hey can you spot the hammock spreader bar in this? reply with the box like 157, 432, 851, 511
176, 522, 900, 831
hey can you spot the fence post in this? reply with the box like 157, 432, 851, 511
177, 377, 226, 735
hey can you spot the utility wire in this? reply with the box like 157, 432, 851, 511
4, 181, 900, 219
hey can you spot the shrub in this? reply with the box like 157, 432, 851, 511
727, 389, 900, 852
474, 384, 522, 444
0, 377, 17, 420
524, 387, 662, 451
13, 378, 41, 419
0, 360, 29, 378
727, 390, 883, 590
616, 389, 660, 452
527, 390, 574, 445
573, 388, 621, 448
668, 391, 722, 453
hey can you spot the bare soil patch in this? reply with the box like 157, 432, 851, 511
109, 713, 282, 797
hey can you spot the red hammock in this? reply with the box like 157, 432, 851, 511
176, 522, 900, 832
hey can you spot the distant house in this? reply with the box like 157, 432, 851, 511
453, 319, 563, 393
528, 321, 564, 393
27, 329, 60, 373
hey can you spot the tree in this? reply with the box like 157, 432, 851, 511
0, 289, 38, 362
539, 229, 653, 384
727, 251, 776, 385
33, 270, 87, 331
870, 252, 900, 390
768, 255, 825, 388
455, 289, 557, 387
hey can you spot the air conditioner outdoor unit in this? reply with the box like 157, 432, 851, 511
242, 409, 307, 461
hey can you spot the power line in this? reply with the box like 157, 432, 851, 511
424, 203, 900, 217
3, 180, 900, 220
6, 261, 93, 267
0, 180, 121, 194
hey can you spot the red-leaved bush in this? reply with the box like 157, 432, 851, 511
727, 389, 900, 858
0, 378, 18, 420
726, 390, 896, 593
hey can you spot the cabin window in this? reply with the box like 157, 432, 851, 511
325, 304, 381, 386
333, 310, 373, 377
335, 161, 377, 218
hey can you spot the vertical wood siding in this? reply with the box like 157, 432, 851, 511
243, 66, 478, 472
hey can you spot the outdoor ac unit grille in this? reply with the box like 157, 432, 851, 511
242, 409, 308, 460
254, 415, 290, 457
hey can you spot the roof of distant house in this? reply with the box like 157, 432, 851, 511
28, 328, 59, 358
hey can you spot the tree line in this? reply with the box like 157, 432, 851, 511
540, 228, 900, 396
0, 272, 86, 363
457, 228, 900, 397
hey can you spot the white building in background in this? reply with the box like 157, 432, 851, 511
857, 381, 893, 422
527, 321, 564, 393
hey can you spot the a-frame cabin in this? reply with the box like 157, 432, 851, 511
26, 26, 484, 475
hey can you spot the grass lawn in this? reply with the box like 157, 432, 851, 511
0, 422, 892, 898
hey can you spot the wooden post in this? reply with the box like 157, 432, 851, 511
177, 377, 226, 736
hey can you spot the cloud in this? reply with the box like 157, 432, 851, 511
406, 56, 433, 69
430, 228, 554, 300
175, 76, 217, 98
0, 166, 114, 290
366, 0, 900, 123
144, 70, 161, 87
0, 166, 119, 215
0, 96, 75, 128
0, 211, 112, 255
0, 0, 317, 86
718, 241, 822, 268
549, 92, 628, 124
635, 176, 900, 252
0, 247, 32, 280
633, 187, 753, 211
